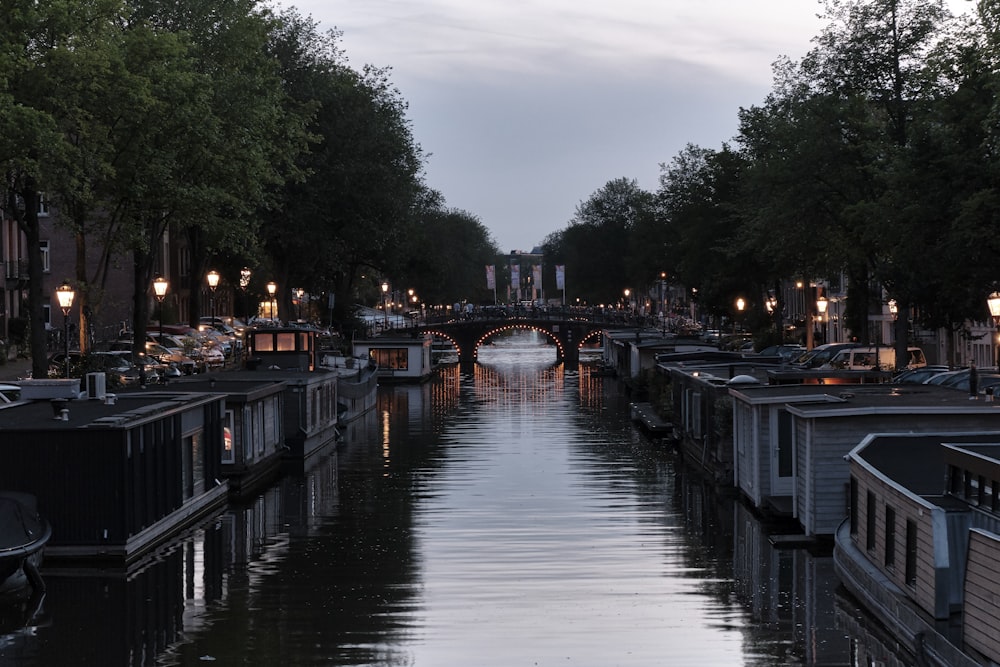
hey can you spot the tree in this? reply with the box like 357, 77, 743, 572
261, 9, 425, 325
544, 178, 653, 306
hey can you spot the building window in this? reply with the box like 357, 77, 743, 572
37, 194, 49, 217
39, 240, 50, 273
885, 505, 896, 569
866, 491, 877, 552
179, 247, 191, 277
905, 520, 917, 587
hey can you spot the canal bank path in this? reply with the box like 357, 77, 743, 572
0, 356, 32, 381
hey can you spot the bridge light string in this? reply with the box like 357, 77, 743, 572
424, 330, 462, 357
473, 324, 564, 361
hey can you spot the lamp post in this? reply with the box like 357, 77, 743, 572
659, 272, 667, 335
816, 295, 828, 345
153, 275, 168, 342
266, 281, 277, 321
55, 280, 75, 378
735, 297, 745, 335
987, 293, 1000, 369
206, 269, 220, 326
240, 267, 252, 321
295, 287, 304, 322
381, 281, 389, 329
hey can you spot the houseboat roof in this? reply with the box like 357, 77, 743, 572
728, 383, 1000, 417
849, 431, 1000, 501
0, 390, 223, 431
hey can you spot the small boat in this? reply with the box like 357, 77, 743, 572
0, 492, 50, 595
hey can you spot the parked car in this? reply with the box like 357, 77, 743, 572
820, 345, 926, 371
757, 344, 806, 361
0, 384, 21, 403
45, 350, 144, 387
892, 365, 949, 384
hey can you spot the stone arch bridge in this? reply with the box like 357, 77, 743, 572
406, 317, 617, 365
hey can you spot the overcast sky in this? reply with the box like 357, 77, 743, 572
279, 0, 975, 253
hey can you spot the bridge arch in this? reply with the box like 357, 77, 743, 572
422, 329, 464, 360
412, 316, 613, 365
472, 323, 564, 362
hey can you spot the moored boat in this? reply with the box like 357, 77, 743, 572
0, 492, 50, 595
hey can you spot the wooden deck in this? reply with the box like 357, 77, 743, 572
629, 402, 672, 435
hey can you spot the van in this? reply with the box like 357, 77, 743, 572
791, 342, 862, 369
822, 345, 926, 371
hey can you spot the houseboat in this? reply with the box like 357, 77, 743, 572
237, 327, 340, 459
0, 389, 228, 562
352, 333, 433, 382
835, 431, 1000, 667
319, 353, 379, 425
160, 376, 288, 497
727, 383, 1000, 537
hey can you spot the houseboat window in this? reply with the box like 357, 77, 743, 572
370, 348, 409, 370
993, 481, 999, 512
270, 396, 281, 446
905, 519, 917, 587
776, 410, 793, 478
866, 491, 877, 552
977, 475, 987, 506
276, 333, 296, 351
255, 334, 274, 352
222, 410, 235, 464
256, 402, 265, 455
884, 505, 896, 569
850, 477, 858, 537
947, 465, 961, 495
182, 431, 205, 500
964, 470, 973, 500
735, 405, 750, 455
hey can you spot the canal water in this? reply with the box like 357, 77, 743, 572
1, 333, 882, 665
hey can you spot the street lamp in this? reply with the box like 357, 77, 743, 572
55, 280, 75, 378
987, 292, 1000, 368
381, 281, 390, 329
816, 295, 828, 344
266, 281, 277, 321
240, 267, 252, 320
659, 272, 668, 335
153, 275, 168, 342
735, 297, 745, 335
206, 269, 220, 325
294, 287, 304, 322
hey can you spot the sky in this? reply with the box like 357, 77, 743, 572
278, 0, 975, 254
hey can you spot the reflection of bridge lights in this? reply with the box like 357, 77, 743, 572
381, 409, 392, 465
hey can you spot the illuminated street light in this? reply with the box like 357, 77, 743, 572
266, 281, 277, 320
55, 280, 75, 378
153, 275, 168, 342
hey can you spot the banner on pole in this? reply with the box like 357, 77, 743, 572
486, 265, 495, 289
532, 265, 542, 291
510, 263, 520, 288
555, 265, 565, 290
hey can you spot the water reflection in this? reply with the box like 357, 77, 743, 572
0, 335, 871, 665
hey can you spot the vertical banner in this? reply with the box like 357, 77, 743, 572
486, 265, 495, 289
532, 265, 542, 291
555, 265, 565, 290
510, 263, 520, 290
